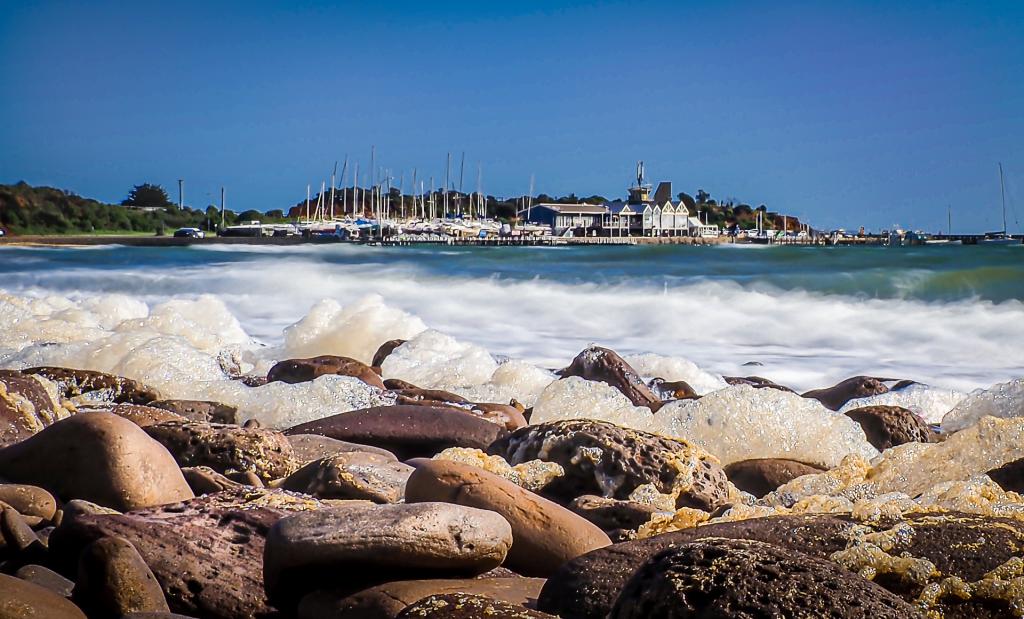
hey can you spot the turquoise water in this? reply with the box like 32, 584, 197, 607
1, 242, 1022, 391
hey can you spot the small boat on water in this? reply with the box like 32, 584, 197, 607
979, 163, 1020, 245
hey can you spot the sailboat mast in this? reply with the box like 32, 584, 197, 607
999, 162, 1007, 235
330, 161, 337, 221
305, 184, 311, 222
444, 153, 451, 218
459, 151, 465, 217
948, 205, 952, 236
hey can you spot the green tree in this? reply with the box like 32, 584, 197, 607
121, 183, 173, 208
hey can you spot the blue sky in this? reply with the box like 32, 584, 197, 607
1, 0, 1022, 231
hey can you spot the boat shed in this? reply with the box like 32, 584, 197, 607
521, 203, 609, 236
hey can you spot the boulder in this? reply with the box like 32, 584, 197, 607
286, 434, 397, 464
0, 370, 66, 446
143, 421, 297, 482
268, 355, 386, 390
723, 458, 825, 498
73, 536, 169, 618
0, 484, 57, 521
22, 366, 160, 404
286, 406, 506, 461
79, 404, 185, 428
301, 579, 545, 619
0, 413, 193, 511
280, 452, 413, 503
147, 400, 238, 424
0, 572, 87, 618
558, 346, 661, 410
49, 487, 324, 619
391, 388, 470, 406
608, 538, 920, 618
372, 339, 407, 368
722, 375, 795, 392
803, 375, 891, 411
567, 495, 660, 542
405, 460, 610, 577
264, 502, 513, 608
490, 419, 731, 511
14, 564, 74, 598
397, 593, 557, 619
180, 467, 244, 496
844, 405, 936, 450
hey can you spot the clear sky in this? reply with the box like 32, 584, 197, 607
2, 0, 1022, 232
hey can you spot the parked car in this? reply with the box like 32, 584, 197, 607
173, 227, 205, 239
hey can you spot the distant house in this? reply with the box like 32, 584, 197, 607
520, 203, 608, 236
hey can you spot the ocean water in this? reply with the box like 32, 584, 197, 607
1, 242, 1022, 396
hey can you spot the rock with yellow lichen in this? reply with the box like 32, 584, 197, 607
432, 447, 563, 491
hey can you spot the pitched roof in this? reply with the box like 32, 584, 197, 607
529, 203, 608, 215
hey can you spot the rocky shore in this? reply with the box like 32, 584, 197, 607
0, 345, 1022, 618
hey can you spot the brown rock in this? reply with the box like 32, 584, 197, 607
286, 405, 507, 461
391, 388, 470, 406
264, 502, 513, 608
558, 346, 661, 410
147, 400, 238, 424
300, 578, 544, 619
609, 538, 920, 618
844, 405, 936, 450
0, 413, 193, 511
722, 375, 795, 392
372, 339, 407, 368
988, 458, 1024, 493
1, 507, 43, 555
0, 370, 66, 446
286, 434, 397, 464
73, 536, 169, 618
383, 378, 419, 390
268, 355, 386, 390
397, 593, 557, 619
468, 403, 528, 431
0, 484, 57, 521
180, 467, 243, 496
49, 487, 325, 619
143, 421, 297, 482
22, 366, 160, 404
567, 495, 660, 542
0, 572, 87, 618
78, 404, 185, 428
405, 459, 610, 577
490, 419, 731, 511
802, 375, 892, 410
280, 452, 413, 503
723, 458, 825, 498
14, 564, 74, 598
649, 378, 698, 400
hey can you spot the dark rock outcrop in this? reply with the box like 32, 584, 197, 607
844, 405, 936, 450
143, 421, 297, 482
802, 375, 892, 411
22, 366, 160, 404
0, 370, 66, 446
268, 355, 386, 390
723, 458, 825, 498
558, 347, 661, 410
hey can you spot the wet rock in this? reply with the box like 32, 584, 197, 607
722, 375, 795, 392
73, 536, 169, 618
286, 405, 506, 461
397, 593, 557, 619
180, 467, 243, 496
281, 452, 413, 503
558, 346, 661, 410
372, 339, 407, 368
490, 419, 731, 511
14, 564, 74, 598
392, 388, 470, 406
405, 460, 610, 577
0, 370, 66, 446
609, 538, 920, 618
143, 421, 297, 482
0, 484, 57, 521
286, 434, 398, 464
0, 413, 193, 511
62, 500, 121, 522
723, 458, 825, 498
264, 502, 513, 608
803, 375, 892, 411
648, 378, 698, 400
2, 506, 43, 555
844, 405, 936, 450
467, 403, 528, 431
22, 366, 160, 404
268, 355, 386, 390
0, 572, 86, 618
540, 512, 1024, 619
49, 487, 323, 619
567, 495, 660, 542
79, 403, 185, 428
304, 579, 545, 619
147, 400, 238, 424
383, 378, 419, 390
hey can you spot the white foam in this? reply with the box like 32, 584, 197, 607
380, 329, 498, 390
623, 352, 727, 395
529, 376, 654, 426
839, 383, 966, 425
941, 377, 1024, 432
452, 360, 556, 407
649, 384, 879, 467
